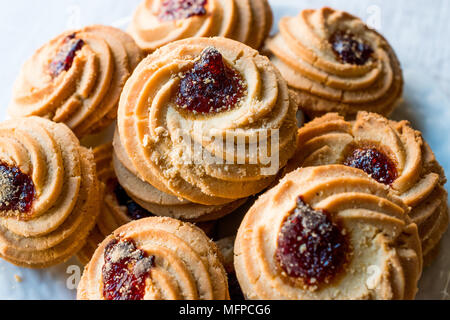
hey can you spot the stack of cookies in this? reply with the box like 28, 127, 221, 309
1, 1, 447, 301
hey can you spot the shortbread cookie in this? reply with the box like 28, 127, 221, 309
129, 0, 273, 52
78, 217, 229, 300
235, 165, 422, 300
266, 7, 403, 119
286, 112, 449, 261
117, 37, 298, 206
0, 117, 101, 268
9, 25, 143, 137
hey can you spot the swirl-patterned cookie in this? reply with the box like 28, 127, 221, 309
129, 0, 273, 52
266, 7, 403, 119
77, 217, 229, 300
235, 165, 422, 300
286, 112, 449, 261
77, 143, 221, 264
117, 37, 298, 206
0, 117, 101, 268
9, 25, 143, 138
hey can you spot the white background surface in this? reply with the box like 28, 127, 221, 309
0, 0, 449, 300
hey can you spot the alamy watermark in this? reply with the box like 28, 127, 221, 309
366, 5, 382, 31
66, 5, 81, 29
66, 265, 82, 290
147, 127, 281, 176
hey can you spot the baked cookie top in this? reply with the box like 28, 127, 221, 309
234, 165, 422, 300
267, 7, 403, 118
9, 25, 143, 137
117, 37, 298, 206
129, 0, 273, 52
286, 112, 449, 260
0, 117, 101, 268
78, 216, 229, 300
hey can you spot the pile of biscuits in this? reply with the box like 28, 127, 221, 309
0, 1, 447, 300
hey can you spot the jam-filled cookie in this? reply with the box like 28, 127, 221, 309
129, 0, 273, 52
9, 25, 143, 138
77, 143, 220, 264
286, 112, 449, 262
116, 37, 298, 206
0, 117, 101, 268
234, 165, 422, 300
77, 217, 229, 300
266, 7, 403, 119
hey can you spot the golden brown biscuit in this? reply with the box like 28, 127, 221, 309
235, 165, 422, 300
77, 217, 229, 300
285, 112, 449, 262
117, 37, 298, 207
0, 117, 101, 268
9, 25, 143, 138
129, 0, 273, 52
266, 7, 403, 119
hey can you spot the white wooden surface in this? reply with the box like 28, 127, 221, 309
0, 0, 448, 300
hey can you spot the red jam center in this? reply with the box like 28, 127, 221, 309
344, 147, 398, 185
158, 0, 207, 22
0, 162, 35, 214
330, 31, 373, 65
112, 182, 153, 220
176, 47, 245, 115
102, 238, 155, 300
49, 33, 84, 78
276, 197, 349, 287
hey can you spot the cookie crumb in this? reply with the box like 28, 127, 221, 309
142, 134, 150, 147
14, 274, 22, 283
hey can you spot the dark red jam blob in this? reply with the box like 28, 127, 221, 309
176, 47, 245, 114
344, 147, 398, 185
276, 197, 349, 287
102, 238, 155, 300
112, 181, 153, 220
49, 33, 84, 77
0, 162, 35, 215
330, 31, 373, 65
158, 0, 207, 22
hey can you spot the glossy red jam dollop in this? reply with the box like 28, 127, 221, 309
102, 238, 155, 300
176, 47, 245, 114
330, 31, 373, 65
276, 197, 349, 287
0, 162, 35, 214
49, 33, 84, 77
113, 182, 153, 220
344, 147, 398, 185
158, 0, 207, 22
